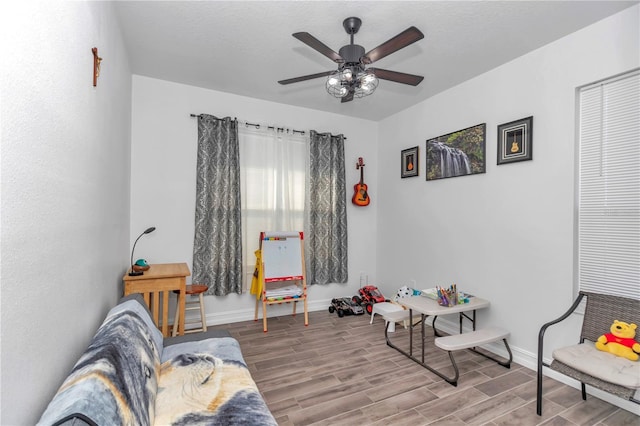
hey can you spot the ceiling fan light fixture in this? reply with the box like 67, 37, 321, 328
361, 72, 377, 85
353, 71, 378, 98
280, 17, 424, 103
326, 71, 349, 98
327, 68, 378, 99
360, 83, 374, 93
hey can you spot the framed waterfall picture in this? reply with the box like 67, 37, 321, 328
497, 116, 533, 165
401, 146, 419, 178
425, 123, 486, 181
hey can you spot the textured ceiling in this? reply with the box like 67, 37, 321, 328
114, 1, 638, 121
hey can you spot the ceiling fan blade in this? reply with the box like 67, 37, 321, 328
341, 92, 354, 103
292, 32, 344, 63
369, 68, 424, 86
278, 71, 334, 85
363, 26, 424, 64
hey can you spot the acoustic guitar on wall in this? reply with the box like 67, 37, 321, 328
352, 157, 370, 207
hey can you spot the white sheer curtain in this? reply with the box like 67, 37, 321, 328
239, 125, 308, 290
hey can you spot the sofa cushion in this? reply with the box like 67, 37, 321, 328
155, 337, 277, 425
163, 329, 232, 348
117, 293, 153, 319
553, 343, 640, 389
161, 336, 242, 364
111, 295, 164, 358
38, 299, 162, 426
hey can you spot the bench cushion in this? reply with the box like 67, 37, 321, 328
553, 343, 640, 389
435, 326, 509, 351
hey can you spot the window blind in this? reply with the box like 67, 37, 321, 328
577, 70, 640, 299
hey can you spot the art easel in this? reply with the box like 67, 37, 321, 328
253, 231, 308, 332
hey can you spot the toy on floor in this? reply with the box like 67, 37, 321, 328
352, 285, 386, 314
595, 320, 640, 361
329, 298, 365, 317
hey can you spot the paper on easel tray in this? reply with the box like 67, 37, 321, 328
265, 283, 303, 298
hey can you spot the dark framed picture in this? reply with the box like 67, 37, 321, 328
497, 116, 533, 165
401, 146, 419, 178
426, 123, 486, 181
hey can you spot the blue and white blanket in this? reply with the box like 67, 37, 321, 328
38, 300, 161, 426
157, 338, 277, 425
38, 299, 276, 426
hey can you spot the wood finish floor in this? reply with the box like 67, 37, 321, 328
215, 309, 639, 426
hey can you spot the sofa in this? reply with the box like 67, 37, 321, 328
38, 294, 277, 426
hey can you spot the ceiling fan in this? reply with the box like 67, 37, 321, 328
278, 17, 425, 103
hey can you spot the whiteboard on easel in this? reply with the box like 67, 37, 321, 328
261, 231, 303, 282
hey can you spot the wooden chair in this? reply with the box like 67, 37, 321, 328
537, 291, 640, 415
172, 284, 208, 336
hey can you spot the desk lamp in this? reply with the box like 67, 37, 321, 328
129, 226, 156, 276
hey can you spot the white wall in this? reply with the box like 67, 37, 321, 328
130, 76, 379, 322
0, 2, 132, 423
1, 3, 637, 422
377, 5, 639, 367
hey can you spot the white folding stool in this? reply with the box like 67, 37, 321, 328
370, 302, 408, 332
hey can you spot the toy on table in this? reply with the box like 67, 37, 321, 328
436, 284, 459, 307
393, 285, 421, 301
132, 258, 150, 272
595, 320, 640, 361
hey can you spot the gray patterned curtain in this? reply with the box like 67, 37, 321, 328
192, 115, 243, 295
307, 130, 348, 285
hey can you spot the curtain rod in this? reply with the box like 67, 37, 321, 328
190, 113, 305, 135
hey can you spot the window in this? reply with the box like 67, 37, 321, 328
577, 70, 639, 299
239, 126, 307, 289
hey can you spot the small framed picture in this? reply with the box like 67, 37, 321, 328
497, 116, 533, 165
401, 146, 419, 178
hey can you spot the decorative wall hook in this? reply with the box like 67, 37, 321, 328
92, 47, 102, 87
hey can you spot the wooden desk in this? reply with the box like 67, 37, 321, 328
123, 263, 190, 337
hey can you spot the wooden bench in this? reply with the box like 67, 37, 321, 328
537, 291, 640, 416
434, 326, 512, 384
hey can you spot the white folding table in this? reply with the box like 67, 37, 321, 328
385, 294, 511, 385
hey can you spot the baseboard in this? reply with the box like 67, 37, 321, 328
200, 297, 331, 326
197, 299, 639, 415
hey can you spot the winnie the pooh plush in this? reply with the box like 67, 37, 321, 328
595, 320, 640, 361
